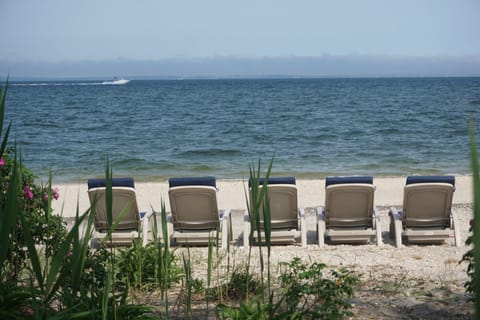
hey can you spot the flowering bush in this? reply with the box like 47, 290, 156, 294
0, 148, 67, 279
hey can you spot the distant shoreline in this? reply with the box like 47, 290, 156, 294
8, 75, 480, 82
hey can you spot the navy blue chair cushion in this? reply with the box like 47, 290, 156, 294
169, 176, 216, 188
249, 177, 296, 188
325, 176, 373, 187
406, 175, 455, 186
87, 177, 135, 189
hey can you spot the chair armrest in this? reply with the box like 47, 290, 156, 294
165, 213, 174, 248
140, 211, 154, 246
451, 210, 461, 247
299, 208, 307, 247
316, 206, 325, 247
220, 209, 231, 248
388, 207, 403, 247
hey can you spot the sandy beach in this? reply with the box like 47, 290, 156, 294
51, 175, 475, 318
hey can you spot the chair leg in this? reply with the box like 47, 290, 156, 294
221, 210, 230, 249
316, 207, 325, 247
389, 207, 403, 248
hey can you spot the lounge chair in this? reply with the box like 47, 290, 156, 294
244, 177, 307, 247
167, 176, 231, 248
317, 176, 382, 246
389, 176, 461, 247
87, 177, 153, 247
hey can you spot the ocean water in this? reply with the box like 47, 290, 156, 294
5, 77, 480, 182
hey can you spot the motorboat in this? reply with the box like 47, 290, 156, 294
102, 77, 130, 85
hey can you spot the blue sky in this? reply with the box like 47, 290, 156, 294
1, 0, 480, 78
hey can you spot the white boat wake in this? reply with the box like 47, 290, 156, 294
102, 78, 130, 85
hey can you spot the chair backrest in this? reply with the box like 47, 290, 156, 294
168, 176, 220, 231
87, 177, 139, 232
249, 177, 298, 230
324, 176, 375, 228
403, 176, 455, 228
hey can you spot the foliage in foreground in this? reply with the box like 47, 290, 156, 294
217, 257, 359, 320
461, 121, 480, 319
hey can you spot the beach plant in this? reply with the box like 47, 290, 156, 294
461, 121, 480, 316
246, 157, 274, 300
150, 202, 182, 318
216, 257, 359, 320
181, 249, 194, 318
0, 149, 67, 283
212, 265, 260, 302
116, 239, 156, 291
276, 257, 359, 319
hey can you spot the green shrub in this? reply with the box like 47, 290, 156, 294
211, 266, 261, 302
0, 149, 67, 281
277, 257, 359, 319
116, 240, 181, 292
217, 257, 359, 320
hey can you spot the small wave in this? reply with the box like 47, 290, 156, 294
178, 148, 241, 158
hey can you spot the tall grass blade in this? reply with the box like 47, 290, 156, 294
469, 121, 480, 316
182, 250, 192, 318
158, 201, 171, 318
18, 198, 45, 293
207, 235, 213, 289
245, 155, 274, 304
0, 150, 19, 278
105, 157, 113, 242
102, 268, 112, 320
0, 122, 11, 160
160, 200, 169, 249
44, 214, 85, 301
0, 79, 11, 159
70, 205, 95, 294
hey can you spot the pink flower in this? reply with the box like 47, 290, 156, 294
44, 188, 60, 201
52, 187, 59, 200
24, 186, 33, 200
0, 158, 5, 166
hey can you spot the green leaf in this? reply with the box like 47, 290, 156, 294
469, 120, 480, 316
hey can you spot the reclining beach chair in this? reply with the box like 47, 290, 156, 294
317, 176, 382, 246
389, 176, 461, 247
244, 177, 307, 247
167, 176, 231, 248
87, 177, 153, 247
